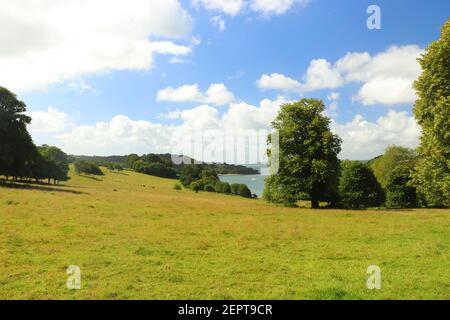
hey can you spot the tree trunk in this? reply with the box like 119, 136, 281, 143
311, 199, 320, 209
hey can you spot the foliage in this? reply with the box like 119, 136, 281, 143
180, 165, 203, 187
221, 182, 231, 194
107, 163, 123, 171
370, 145, 418, 188
189, 181, 202, 193
74, 160, 104, 176
339, 161, 385, 209
237, 184, 252, 198
173, 183, 182, 191
133, 161, 177, 179
412, 19, 450, 207
386, 165, 417, 208
204, 184, 215, 192
230, 183, 240, 195
264, 99, 342, 208
0, 87, 69, 184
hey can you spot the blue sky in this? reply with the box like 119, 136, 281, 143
1, 0, 449, 161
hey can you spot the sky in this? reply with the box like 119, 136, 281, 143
1, 0, 449, 163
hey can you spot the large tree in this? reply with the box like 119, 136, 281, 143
0, 86, 35, 180
412, 19, 450, 207
264, 99, 342, 208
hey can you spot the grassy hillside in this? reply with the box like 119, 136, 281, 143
0, 167, 449, 299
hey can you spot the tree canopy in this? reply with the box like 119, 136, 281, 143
412, 19, 450, 207
339, 161, 385, 209
370, 145, 417, 188
263, 99, 342, 208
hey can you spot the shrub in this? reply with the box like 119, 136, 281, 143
230, 183, 240, 194
204, 184, 215, 192
190, 182, 202, 193
386, 165, 417, 208
74, 160, 104, 176
173, 183, 182, 191
237, 184, 252, 198
221, 182, 231, 194
339, 162, 385, 208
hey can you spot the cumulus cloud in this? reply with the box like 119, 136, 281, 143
332, 110, 421, 160
57, 97, 289, 162
54, 96, 419, 162
257, 73, 302, 92
257, 45, 423, 105
27, 107, 73, 133
0, 0, 193, 91
157, 83, 235, 106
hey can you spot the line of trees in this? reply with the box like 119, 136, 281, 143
127, 154, 178, 179
180, 164, 253, 198
0, 87, 69, 184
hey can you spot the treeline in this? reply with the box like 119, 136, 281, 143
126, 153, 259, 180
179, 164, 253, 198
127, 154, 178, 178
0, 87, 69, 184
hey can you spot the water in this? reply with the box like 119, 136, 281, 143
219, 166, 269, 198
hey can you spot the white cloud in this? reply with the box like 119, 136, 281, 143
257, 45, 423, 105
332, 110, 421, 160
27, 107, 72, 133
327, 92, 340, 101
157, 83, 235, 106
210, 16, 226, 32
251, 0, 309, 16
192, 0, 307, 16
192, 0, 245, 16
0, 0, 193, 91
257, 73, 301, 92
300, 59, 344, 91
149, 41, 193, 56
56, 100, 420, 162
58, 97, 288, 161
355, 77, 418, 105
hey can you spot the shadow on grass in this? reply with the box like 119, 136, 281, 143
79, 175, 103, 181
0, 181, 85, 194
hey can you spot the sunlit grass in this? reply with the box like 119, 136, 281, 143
0, 167, 449, 299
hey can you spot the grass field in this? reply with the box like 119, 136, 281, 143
0, 167, 449, 300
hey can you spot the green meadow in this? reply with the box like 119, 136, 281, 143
0, 167, 449, 300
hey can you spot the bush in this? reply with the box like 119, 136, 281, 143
230, 183, 240, 194
386, 165, 417, 208
74, 160, 104, 176
237, 184, 252, 198
339, 162, 384, 208
190, 182, 202, 193
262, 175, 300, 207
221, 182, 231, 194
173, 183, 182, 191
204, 184, 215, 192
